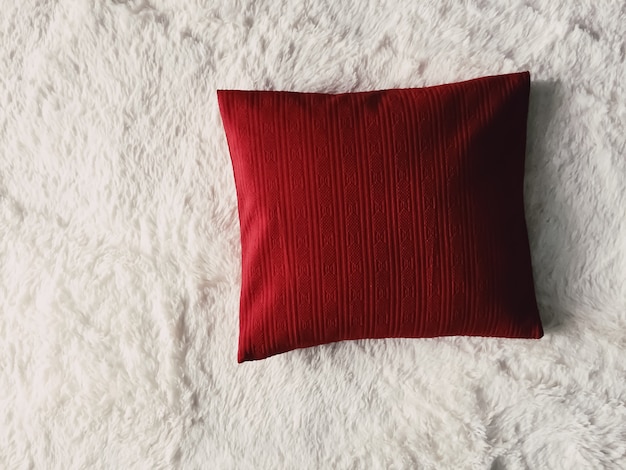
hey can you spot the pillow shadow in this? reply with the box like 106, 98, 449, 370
525, 79, 574, 334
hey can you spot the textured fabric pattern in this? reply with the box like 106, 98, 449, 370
219, 72, 543, 362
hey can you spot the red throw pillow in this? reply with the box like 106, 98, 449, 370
218, 71, 543, 362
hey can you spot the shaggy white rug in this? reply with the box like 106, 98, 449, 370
2, 0, 625, 468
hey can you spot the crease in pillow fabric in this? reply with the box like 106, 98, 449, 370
218, 71, 544, 363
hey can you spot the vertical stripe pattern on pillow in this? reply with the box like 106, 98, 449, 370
218, 71, 543, 362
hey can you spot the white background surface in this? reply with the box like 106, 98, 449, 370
1, 0, 625, 468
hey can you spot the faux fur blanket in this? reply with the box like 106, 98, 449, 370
1, 1, 625, 468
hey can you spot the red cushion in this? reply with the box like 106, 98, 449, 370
218, 71, 543, 362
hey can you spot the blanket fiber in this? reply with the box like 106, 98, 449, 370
1, 0, 625, 468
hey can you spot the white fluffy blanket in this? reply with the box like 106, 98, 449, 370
2, 1, 625, 468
